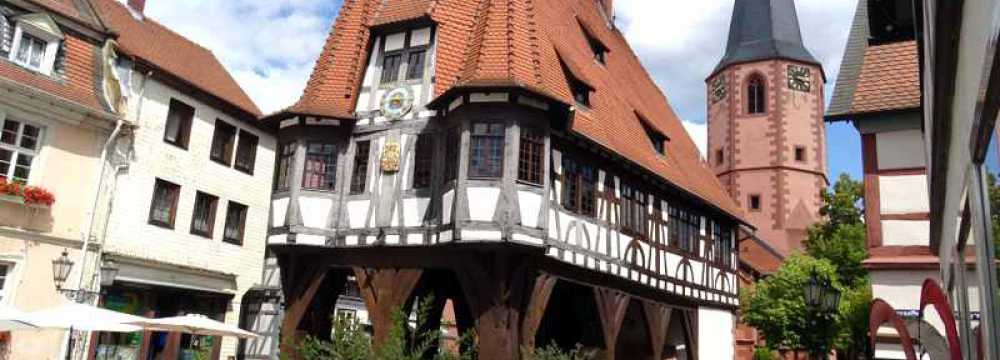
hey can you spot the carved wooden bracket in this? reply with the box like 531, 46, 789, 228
643, 301, 673, 360
594, 288, 630, 360
521, 273, 558, 351
353, 267, 424, 346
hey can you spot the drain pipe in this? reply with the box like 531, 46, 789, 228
72, 118, 123, 299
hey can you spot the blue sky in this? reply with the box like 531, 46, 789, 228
139, 0, 861, 180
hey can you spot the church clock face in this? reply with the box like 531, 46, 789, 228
787, 65, 811, 92
711, 75, 726, 103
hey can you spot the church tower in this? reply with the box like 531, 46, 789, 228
707, 0, 827, 255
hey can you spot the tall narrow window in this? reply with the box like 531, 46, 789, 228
406, 50, 426, 80
468, 123, 505, 178
621, 183, 647, 235
148, 179, 181, 228
381, 53, 402, 84
668, 205, 681, 249
163, 99, 194, 149
0, 118, 41, 184
715, 148, 724, 165
561, 156, 596, 217
518, 129, 544, 185
350, 141, 371, 194
303, 142, 337, 190
190, 192, 218, 238
223, 201, 248, 246
413, 135, 434, 189
747, 75, 766, 114
274, 142, 296, 191
686, 212, 701, 254
211, 120, 238, 165
235, 131, 259, 174
444, 128, 460, 182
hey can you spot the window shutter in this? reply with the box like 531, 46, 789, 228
0, 15, 11, 55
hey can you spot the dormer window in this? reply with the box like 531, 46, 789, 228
637, 112, 667, 155
8, 14, 63, 75
377, 27, 432, 85
571, 77, 591, 107
580, 24, 608, 64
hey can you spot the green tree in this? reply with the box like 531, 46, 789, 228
987, 173, 1000, 259
803, 174, 870, 359
741, 255, 842, 355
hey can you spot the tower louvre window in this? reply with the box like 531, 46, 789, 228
749, 194, 761, 211
795, 146, 806, 162
747, 74, 766, 114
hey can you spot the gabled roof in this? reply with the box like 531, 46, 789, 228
712, 0, 820, 76
88, 0, 261, 117
287, 0, 747, 223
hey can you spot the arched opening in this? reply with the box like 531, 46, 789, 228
535, 281, 605, 355
747, 74, 766, 114
664, 311, 695, 360
400, 269, 475, 359
615, 300, 654, 360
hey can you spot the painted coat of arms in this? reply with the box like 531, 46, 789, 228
380, 141, 401, 173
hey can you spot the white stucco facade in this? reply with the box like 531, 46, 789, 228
101, 71, 275, 358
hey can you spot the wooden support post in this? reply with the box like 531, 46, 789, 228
353, 267, 423, 347
454, 254, 530, 360
642, 301, 672, 360
593, 288, 630, 360
520, 273, 558, 352
681, 310, 699, 360
279, 261, 328, 358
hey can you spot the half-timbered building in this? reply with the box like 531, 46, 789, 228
257, 0, 750, 359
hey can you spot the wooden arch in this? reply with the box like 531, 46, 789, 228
869, 299, 918, 360
919, 279, 962, 360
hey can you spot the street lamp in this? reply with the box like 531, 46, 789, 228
51, 249, 119, 302
804, 270, 841, 360
52, 250, 74, 290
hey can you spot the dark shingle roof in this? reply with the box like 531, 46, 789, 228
712, 0, 820, 75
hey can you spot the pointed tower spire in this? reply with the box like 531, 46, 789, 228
713, 0, 819, 74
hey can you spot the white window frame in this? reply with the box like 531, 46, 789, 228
0, 115, 44, 184
0, 258, 21, 305
8, 15, 63, 75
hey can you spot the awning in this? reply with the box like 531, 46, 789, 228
109, 255, 237, 295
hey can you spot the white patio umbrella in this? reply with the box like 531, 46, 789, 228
24, 302, 146, 332
127, 314, 258, 339
0, 304, 37, 331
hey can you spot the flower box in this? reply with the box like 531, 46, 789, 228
0, 179, 55, 208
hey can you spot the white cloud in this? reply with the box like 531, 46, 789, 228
681, 120, 708, 159
616, 0, 856, 126
131, 0, 339, 113
133, 0, 855, 121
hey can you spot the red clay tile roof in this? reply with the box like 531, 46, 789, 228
848, 41, 920, 114
289, 0, 746, 222
29, 0, 103, 30
88, 0, 260, 117
372, 0, 434, 26
0, 34, 108, 114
